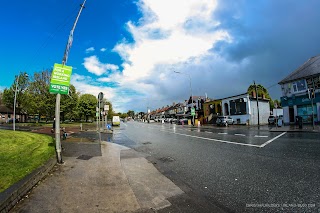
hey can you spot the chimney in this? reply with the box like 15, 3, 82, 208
252, 91, 256, 98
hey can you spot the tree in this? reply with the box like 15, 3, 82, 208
127, 110, 135, 118
247, 84, 274, 109
60, 85, 79, 121
119, 113, 128, 119
77, 94, 97, 121
2, 72, 29, 110
25, 70, 56, 120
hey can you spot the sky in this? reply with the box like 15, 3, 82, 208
1, 0, 320, 113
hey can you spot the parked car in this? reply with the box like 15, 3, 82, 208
8, 118, 19, 123
216, 116, 233, 126
268, 115, 276, 125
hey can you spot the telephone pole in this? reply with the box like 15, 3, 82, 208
55, 0, 86, 163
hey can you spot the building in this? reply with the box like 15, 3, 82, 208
279, 55, 320, 124
203, 99, 222, 124
0, 105, 27, 123
221, 93, 270, 125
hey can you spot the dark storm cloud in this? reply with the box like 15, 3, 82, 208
210, 0, 320, 99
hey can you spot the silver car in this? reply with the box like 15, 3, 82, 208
216, 116, 234, 126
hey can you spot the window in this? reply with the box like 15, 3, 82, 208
292, 79, 306, 92
229, 99, 247, 115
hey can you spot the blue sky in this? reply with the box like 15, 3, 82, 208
1, 0, 320, 112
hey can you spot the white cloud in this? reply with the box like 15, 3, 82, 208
81, 0, 233, 112
83, 56, 119, 76
85, 47, 95, 53
110, 0, 230, 109
100, 48, 107, 52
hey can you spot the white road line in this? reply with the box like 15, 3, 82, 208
235, 134, 246, 136
260, 132, 287, 148
254, 135, 268, 138
218, 133, 228, 135
205, 131, 212, 133
160, 130, 261, 147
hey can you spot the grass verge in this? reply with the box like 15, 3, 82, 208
0, 130, 55, 192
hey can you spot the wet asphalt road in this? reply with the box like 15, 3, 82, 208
105, 121, 320, 213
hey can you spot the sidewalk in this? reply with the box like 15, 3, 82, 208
196, 123, 320, 133
9, 141, 184, 213
269, 124, 320, 132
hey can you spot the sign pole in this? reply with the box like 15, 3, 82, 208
54, 1, 86, 163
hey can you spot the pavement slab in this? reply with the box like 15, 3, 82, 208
10, 141, 185, 213
121, 150, 184, 211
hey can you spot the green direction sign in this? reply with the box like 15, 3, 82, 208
191, 108, 195, 116
49, 63, 72, 94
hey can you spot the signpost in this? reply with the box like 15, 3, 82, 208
51, 0, 86, 163
49, 63, 72, 94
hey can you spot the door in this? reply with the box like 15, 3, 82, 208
289, 107, 294, 123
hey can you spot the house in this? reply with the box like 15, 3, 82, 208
203, 99, 222, 124
0, 105, 27, 123
279, 55, 320, 124
221, 93, 270, 125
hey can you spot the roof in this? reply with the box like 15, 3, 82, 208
279, 55, 320, 84
0, 105, 13, 113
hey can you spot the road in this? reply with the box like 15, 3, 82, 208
108, 121, 320, 213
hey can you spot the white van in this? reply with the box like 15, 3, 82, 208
112, 116, 120, 126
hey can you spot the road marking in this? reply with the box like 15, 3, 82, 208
254, 135, 268, 138
205, 131, 212, 133
218, 133, 228, 135
235, 134, 246, 136
160, 130, 261, 147
260, 132, 287, 148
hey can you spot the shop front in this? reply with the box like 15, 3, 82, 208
281, 93, 319, 124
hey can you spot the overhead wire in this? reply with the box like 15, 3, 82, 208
22, 2, 81, 73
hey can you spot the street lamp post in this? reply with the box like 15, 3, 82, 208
174, 71, 194, 125
13, 73, 28, 131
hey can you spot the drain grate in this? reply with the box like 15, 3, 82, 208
77, 155, 93, 160
142, 141, 152, 145
159, 156, 175, 163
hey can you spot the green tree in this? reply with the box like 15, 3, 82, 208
127, 110, 135, 118
2, 72, 29, 110
247, 84, 274, 109
77, 94, 97, 121
120, 113, 128, 119
60, 85, 80, 121
25, 70, 56, 120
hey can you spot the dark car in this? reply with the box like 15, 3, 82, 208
8, 118, 19, 123
268, 116, 276, 125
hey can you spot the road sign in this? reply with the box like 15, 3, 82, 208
104, 105, 109, 111
49, 63, 72, 94
191, 108, 195, 116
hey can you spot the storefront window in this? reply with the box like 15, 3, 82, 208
297, 105, 318, 123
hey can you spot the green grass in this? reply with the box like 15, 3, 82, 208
0, 130, 55, 192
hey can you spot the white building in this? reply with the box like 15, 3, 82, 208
221, 93, 270, 125
279, 55, 320, 124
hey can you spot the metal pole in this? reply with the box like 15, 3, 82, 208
188, 73, 194, 126
13, 75, 19, 131
55, 0, 86, 164
254, 81, 260, 126
312, 78, 316, 130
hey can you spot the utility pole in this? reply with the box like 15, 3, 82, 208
311, 78, 316, 130
55, 0, 86, 163
254, 81, 260, 126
